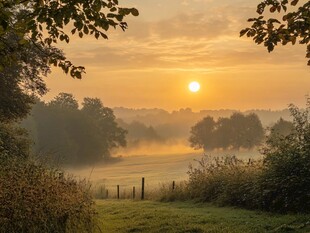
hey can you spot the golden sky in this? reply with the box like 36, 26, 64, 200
44, 0, 310, 111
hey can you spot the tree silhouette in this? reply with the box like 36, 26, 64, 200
189, 113, 264, 151
0, 0, 138, 122
189, 116, 216, 151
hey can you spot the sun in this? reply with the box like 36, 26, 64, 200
188, 81, 200, 92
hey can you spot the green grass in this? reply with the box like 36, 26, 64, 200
96, 200, 310, 233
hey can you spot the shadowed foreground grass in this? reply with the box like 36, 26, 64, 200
96, 200, 310, 233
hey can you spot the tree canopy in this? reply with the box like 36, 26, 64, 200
268, 117, 294, 144
0, 0, 138, 77
22, 93, 127, 165
0, 0, 138, 122
189, 113, 264, 151
240, 0, 310, 66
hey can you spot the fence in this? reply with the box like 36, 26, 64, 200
96, 177, 177, 200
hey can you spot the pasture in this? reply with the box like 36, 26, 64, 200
67, 150, 262, 198
96, 200, 310, 233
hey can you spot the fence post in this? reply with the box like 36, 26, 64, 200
117, 185, 120, 199
106, 189, 109, 199
172, 181, 175, 191
141, 177, 145, 200
133, 186, 136, 199
100, 186, 103, 198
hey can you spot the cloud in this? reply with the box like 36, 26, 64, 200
58, 2, 307, 75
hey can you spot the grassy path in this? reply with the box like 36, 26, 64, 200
96, 200, 310, 233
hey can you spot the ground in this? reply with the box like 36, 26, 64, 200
96, 200, 310, 233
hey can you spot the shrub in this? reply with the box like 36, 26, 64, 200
153, 181, 189, 202
187, 155, 263, 208
0, 157, 98, 233
0, 122, 30, 159
260, 100, 310, 213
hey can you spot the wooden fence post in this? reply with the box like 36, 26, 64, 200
133, 186, 135, 199
172, 181, 175, 191
141, 177, 145, 200
117, 185, 120, 199
106, 189, 109, 199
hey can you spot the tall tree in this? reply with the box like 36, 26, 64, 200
0, 0, 138, 122
240, 0, 310, 66
25, 94, 127, 165
81, 97, 127, 161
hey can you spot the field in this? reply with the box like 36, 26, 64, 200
96, 200, 310, 233
67, 150, 262, 197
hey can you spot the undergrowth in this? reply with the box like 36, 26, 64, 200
0, 156, 99, 233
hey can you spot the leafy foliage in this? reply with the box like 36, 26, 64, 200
187, 155, 263, 208
0, 122, 30, 159
117, 119, 164, 147
0, 157, 96, 233
189, 113, 264, 151
23, 93, 127, 165
0, 0, 138, 123
240, 0, 310, 66
267, 117, 294, 145
260, 98, 310, 212
0, 33, 59, 121
0, 0, 139, 77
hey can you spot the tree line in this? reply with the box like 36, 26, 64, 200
189, 112, 293, 151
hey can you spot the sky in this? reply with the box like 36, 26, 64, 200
44, 0, 310, 111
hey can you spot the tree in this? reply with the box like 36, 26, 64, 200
268, 117, 294, 144
24, 94, 127, 165
117, 119, 163, 146
215, 117, 233, 150
50, 93, 79, 110
189, 116, 216, 151
0, 0, 139, 77
240, 0, 310, 66
0, 0, 138, 123
81, 97, 127, 161
189, 113, 264, 151
237, 113, 264, 149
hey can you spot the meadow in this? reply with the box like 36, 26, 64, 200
67, 150, 262, 198
96, 200, 310, 233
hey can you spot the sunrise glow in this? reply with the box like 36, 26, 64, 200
189, 81, 200, 93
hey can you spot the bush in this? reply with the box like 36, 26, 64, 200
0, 157, 98, 233
260, 100, 310, 213
153, 181, 189, 202
187, 155, 263, 208
0, 122, 30, 159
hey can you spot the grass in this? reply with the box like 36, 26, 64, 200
96, 200, 310, 233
